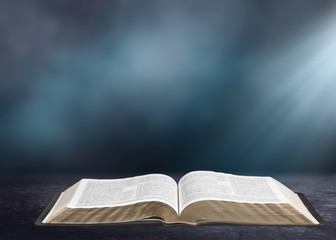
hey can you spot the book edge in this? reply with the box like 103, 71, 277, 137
35, 192, 61, 226
35, 192, 325, 226
296, 193, 325, 226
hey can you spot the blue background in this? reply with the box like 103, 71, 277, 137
1, 0, 336, 175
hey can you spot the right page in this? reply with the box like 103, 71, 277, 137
178, 170, 287, 213
178, 171, 319, 225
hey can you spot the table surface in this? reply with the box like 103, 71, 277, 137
0, 174, 335, 240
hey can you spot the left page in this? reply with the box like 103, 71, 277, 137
70, 174, 178, 212
43, 174, 178, 224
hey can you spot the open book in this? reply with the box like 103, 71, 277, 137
39, 171, 322, 225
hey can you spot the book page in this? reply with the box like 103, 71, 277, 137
68, 174, 178, 213
178, 171, 288, 212
42, 180, 82, 223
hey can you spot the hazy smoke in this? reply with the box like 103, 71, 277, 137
1, 0, 336, 174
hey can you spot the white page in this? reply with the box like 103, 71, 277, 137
68, 174, 178, 213
178, 171, 288, 212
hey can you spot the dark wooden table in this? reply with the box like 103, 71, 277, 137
1, 174, 335, 239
